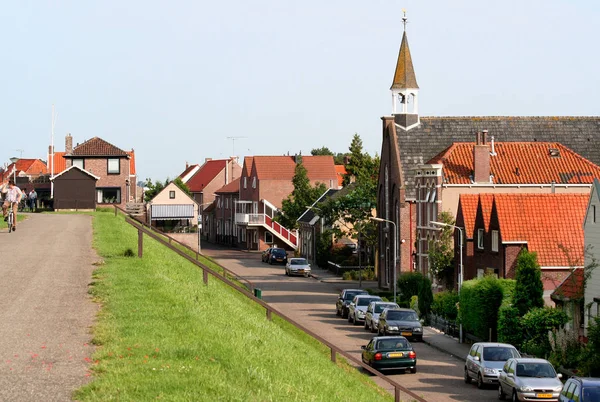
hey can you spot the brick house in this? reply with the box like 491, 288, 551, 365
147, 181, 199, 232
463, 193, 589, 304
49, 134, 138, 207
376, 17, 600, 291
212, 177, 240, 246
235, 155, 338, 251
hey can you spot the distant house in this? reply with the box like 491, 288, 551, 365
584, 178, 600, 335
551, 268, 585, 334
211, 178, 241, 246
147, 182, 199, 233
51, 166, 99, 211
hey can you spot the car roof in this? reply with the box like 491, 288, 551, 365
371, 301, 397, 305
509, 358, 551, 364
289, 257, 307, 260
372, 335, 410, 341
343, 289, 368, 293
473, 342, 518, 348
570, 377, 600, 385
354, 294, 380, 299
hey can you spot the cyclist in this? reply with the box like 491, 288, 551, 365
2, 179, 23, 231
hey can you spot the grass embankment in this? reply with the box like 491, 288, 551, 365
75, 211, 391, 401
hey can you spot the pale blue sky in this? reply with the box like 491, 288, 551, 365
2, 1, 599, 182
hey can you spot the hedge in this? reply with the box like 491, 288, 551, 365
431, 291, 459, 321
460, 276, 509, 341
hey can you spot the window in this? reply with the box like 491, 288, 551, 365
96, 188, 121, 204
107, 158, 120, 174
73, 159, 84, 169
252, 177, 256, 189
491, 230, 499, 252
243, 177, 247, 189
477, 229, 484, 249
169, 191, 175, 199
265, 232, 273, 243
226, 198, 229, 209
593, 204, 597, 223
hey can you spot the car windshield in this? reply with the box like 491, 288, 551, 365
357, 297, 379, 306
291, 259, 308, 265
344, 291, 366, 301
482, 347, 518, 361
515, 363, 556, 378
386, 310, 418, 321
583, 386, 600, 401
271, 249, 286, 257
375, 304, 397, 313
377, 338, 408, 350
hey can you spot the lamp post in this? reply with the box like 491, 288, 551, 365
430, 220, 464, 343
9, 157, 19, 182
370, 216, 398, 303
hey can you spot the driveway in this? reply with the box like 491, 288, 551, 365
202, 243, 498, 402
0, 213, 98, 402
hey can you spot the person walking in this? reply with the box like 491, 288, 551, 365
2, 179, 23, 231
29, 188, 37, 212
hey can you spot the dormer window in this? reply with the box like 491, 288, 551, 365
243, 177, 247, 189
477, 229, 484, 250
252, 177, 256, 189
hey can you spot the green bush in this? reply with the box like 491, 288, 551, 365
410, 296, 419, 317
520, 307, 568, 358
513, 249, 544, 316
460, 276, 504, 341
432, 291, 459, 320
581, 316, 600, 376
397, 272, 426, 305
418, 276, 433, 324
548, 327, 583, 370
341, 268, 376, 281
497, 304, 522, 347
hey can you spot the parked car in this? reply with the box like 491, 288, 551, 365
361, 336, 417, 373
377, 308, 423, 341
498, 358, 562, 401
464, 342, 521, 389
285, 258, 311, 277
364, 301, 400, 333
261, 248, 273, 263
559, 376, 600, 402
336, 289, 369, 318
267, 248, 287, 265
348, 295, 383, 325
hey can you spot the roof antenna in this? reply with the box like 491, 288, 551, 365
226, 136, 247, 158
402, 8, 408, 31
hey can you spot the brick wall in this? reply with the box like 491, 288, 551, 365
66, 156, 130, 206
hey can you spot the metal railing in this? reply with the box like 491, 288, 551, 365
114, 205, 428, 402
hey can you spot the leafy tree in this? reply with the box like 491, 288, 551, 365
276, 162, 326, 229
428, 211, 456, 287
173, 177, 191, 196
418, 275, 434, 323
311, 146, 346, 165
143, 177, 167, 203
512, 249, 545, 316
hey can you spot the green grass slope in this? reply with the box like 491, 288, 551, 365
75, 211, 391, 401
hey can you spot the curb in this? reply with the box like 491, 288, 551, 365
421, 328, 466, 363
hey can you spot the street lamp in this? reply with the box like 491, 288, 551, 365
430, 220, 464, 343
370, 216, 398, 303
9, 157, 19, 182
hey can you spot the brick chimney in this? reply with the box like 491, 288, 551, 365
65, 133, 73, 155
473, 130, 490, 183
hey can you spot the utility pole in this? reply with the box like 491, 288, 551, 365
16, 149, 24, 158
50, 105, 58, 199
226, 136, 247, 157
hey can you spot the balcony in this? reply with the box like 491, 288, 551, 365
235, 212, 297, 248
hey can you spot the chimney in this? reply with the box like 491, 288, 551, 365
294, 153, 303, 164
185, 161, 189, 169
473, 131, 491, 183
65, 133, 73, 154
205, 158, 212, 163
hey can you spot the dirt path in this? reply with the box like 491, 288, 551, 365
0, 213, 98, 402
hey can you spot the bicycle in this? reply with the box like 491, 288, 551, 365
7, 201, 16, 233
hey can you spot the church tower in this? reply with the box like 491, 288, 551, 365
391, 11, 420, 131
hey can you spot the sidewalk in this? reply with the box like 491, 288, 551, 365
310, 268, 379, 289
422, 326, 471, 362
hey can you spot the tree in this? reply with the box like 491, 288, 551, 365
276, 162, 326, 229
512, 249, 545, 316
427, 211, 456, 288
311, 146, 346, 165
143, 178, 167, 203
173, 177, 191, 196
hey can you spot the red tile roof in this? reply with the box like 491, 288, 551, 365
215, 177, 240, 194
71, 137, 129, 156
429, 142, 600, 185
493, 193, 588, 267
50, 152, 67, 175
458, 194, 479, 238
252, 156, 337, 181
335, 165, 347, 188
178, 164, 199, 181
127, 150, 136, 175
186, 159, 228, 192
242, 157, 254, 177
551, 268, 584, 300
480, 194, 494, 232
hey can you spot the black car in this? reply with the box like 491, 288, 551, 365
267, 248, 287, 265
377, 308, 423, 341
336, 289, 368, 318
361, 336, 417, 373
261, 248, 273, 263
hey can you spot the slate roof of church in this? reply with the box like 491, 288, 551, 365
395, 115, 600, 199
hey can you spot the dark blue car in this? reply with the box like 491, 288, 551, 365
559, 376, 600, 402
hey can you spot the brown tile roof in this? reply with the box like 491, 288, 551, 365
186, 159, 227, 192
551, 268, 584, 301
429, 142, 600, 185
242, 157, 254, 177
215, 177, 240, 194
252, 156, 337, 181
391, 31, 419, 90
70, 137, 129, 156
493, 193, 588, 267
335, 165, 347, 188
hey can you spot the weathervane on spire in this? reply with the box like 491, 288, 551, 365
402, 8, 407, 31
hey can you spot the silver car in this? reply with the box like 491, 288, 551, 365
498, 358, 563, 401
364, 301, 399, 332
348, 295, 382, 325
285, 258, 311, 277
464, 342, 521, 388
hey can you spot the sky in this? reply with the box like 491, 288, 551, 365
2, 1, 599, 182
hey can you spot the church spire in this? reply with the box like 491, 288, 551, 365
391, 9, 420, 130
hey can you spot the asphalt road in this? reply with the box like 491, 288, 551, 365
202, 244, 498, 402
0, 213, 98, 402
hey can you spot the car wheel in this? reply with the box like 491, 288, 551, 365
477, 374, 484, 389
285, 269, 289, 276
511, 390, 518, 402
464, 368, 471, 384
342, 309, 348, 318
498, 384, 506, 400
370, 323, 376, 333
353, 313, 359, 325
364, 320, 369, 330
304, 272, 309, 278
348, 314, 353, 323
336, 308, 341, 317
410, 366, 417, 374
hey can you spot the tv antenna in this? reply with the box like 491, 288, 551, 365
16, 149, 24, 158
226, 136, 247, 156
